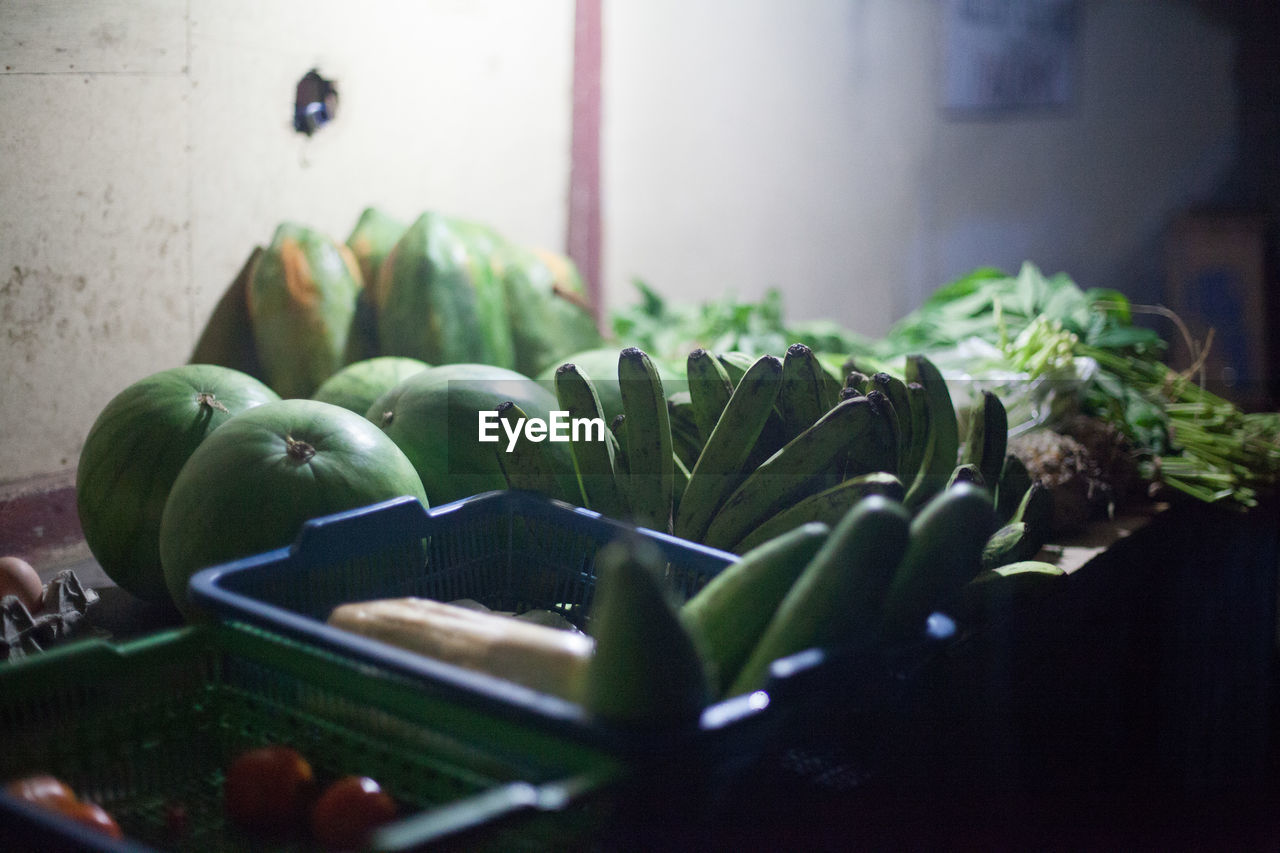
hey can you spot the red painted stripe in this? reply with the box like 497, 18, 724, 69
568, 0, 603, 327
0, 479, 85, 561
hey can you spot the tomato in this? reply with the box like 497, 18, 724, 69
223, 745, 315, 833
310, 775, 397, 850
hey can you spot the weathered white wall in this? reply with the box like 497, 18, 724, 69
602, 0, 1237, 332
0, 0, 575, 483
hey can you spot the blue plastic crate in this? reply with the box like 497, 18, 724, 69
188, 490, 800, 765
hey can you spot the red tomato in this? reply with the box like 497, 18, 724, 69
223, 745, 315, 833
310, 775, 397, 850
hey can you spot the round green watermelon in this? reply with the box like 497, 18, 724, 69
159, 399, 427, 617
75, 364, 279, 604
311, 356, 430, 415
367, 363, 575, 507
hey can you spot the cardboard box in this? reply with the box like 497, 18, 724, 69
1164, 212, 1274, 410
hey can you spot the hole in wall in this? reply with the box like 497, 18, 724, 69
294, 69, 338, 136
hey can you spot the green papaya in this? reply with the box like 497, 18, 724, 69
246, 223, 362, 398
375, 212, 515, 369
189, 246, 267, 381
344, 207, 408, 363
497, 243, 603, 378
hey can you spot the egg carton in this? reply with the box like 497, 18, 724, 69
1, 569, 103, 662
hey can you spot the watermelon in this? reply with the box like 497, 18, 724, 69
159, 399, 427, 617
75, 365, 279, 604
311, 356, 430, 415
367, 363, 575, 507
247, 223, 362, 398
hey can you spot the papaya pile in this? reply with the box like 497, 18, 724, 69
192, 208, 604, 399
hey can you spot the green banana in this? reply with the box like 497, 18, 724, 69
847, 389, 901, 481
716, 351, 757, 387
957, 559, 1065, 626
980, 520, 1041, 570
584, 536, 711, 727
879, 481, 995, 645
994, 451, 1033, 524
610, 413, 629, 479
672, 452, 691, 517
947, 462, 986, 490
673, 354, 784, 543
962, 389, 1009, 490
1012, 480, 1053, 554
492, 402, 582, 504
778, 343, 835, 443
732, 472, 904, 554
553, 362, 626, 518
681, 522, 830, 697
729, 495, 912, 696
700, 395, 882, 552
898, 381, 931, 493
618, 347, 674, 533
667, 390, 704, 471
844, 371, 871, 396
902, 354, 960, 511
871, 372, 913, 478
687, 348, 735, 445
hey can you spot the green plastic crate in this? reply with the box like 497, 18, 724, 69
0, 623, 622, 852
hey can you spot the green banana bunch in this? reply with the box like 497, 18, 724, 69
699, 394, 887, 553
681, 522, 831, 697
879, 481, 996, 644
728, 494, 913, 696
673, 354, 784, 543
731, 471, 903, 554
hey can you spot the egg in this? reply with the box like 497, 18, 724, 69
0, 556, 44, 613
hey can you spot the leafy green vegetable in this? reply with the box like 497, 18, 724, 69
610, 279, 875, 365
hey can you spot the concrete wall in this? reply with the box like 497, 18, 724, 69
0, 0, 575, 484
0, 0, 1241, 485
